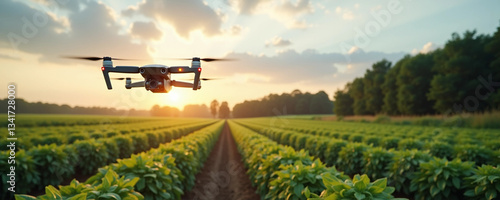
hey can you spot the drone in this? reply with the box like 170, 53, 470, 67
65, 56, 231, 93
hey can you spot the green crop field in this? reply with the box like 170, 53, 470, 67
2, 115, 500, 200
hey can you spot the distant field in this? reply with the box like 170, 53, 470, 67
232, 117, 500, 199
4, 114, 500, 200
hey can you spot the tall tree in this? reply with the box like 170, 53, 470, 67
396, 53, 436, 115
309, 91, 334, 114
364, 59, 391, 115
485, 22, 500, 109
218, 101, 230, 118
350, 78, 368, 115
428, 30, 493, 113
210, 100, 219, 118
382, 56, 408, 115
334, 84, 354, 116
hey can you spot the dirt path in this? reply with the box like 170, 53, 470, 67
182, 122, 260, 200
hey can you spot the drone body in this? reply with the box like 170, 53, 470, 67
101, 57, 202, 93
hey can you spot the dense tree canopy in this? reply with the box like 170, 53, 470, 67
232, 90, 333, 118
334, 23, 500, 116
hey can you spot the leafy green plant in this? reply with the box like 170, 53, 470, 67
29, 144, 75, 189
88, 153, 184, 200
427, 141, 454, 160
146, 132, 160, 148
337, 143, 370, 176
16, 169, 143, 200
114, 135, 135, 158
382, 137, 401, 149
157, 146, 197, 191
323, 139, 347, 166
349, 134, 364, 143
67, 133, 88, 144
305, 174, 404, 200
454, 144, 496, 166
388, 149, 432, 195
363, 147, 394, 180
99, 139, 120, 164
464, 165, 500, 200
364, 136, 382, 147
74, 140, 109, 175
131, 134, 150, 154
267, 160, 347, 200
410, 158, 474, 200
398, 138, 424, 150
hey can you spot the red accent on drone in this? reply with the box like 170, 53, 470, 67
198, 68, 202, 72
101, 67, 105, 71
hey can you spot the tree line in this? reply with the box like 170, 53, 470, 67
334, 24, 500, 116
150, 100, 231, 118
232, 90, 333, 118
0, 98, 149, 116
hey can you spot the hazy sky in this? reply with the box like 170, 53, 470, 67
1, 0, 499, 110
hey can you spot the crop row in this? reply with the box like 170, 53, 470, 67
227, 120, 402, 200
234, 120, 500, 200
7, 114, 163, 128
242, 118, 500, 150
15, 121, 225, 200
239, 119, 500, 166
0, 120, 215, 197
2, 118, 213, 151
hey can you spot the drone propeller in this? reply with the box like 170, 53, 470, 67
180, 78, 220, 81
62, 56, 136, 61
173, 57, 236, 62
110, 77, 142, 80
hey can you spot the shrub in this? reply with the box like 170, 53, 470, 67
388, 150, 432, 195
427, 141, 454, 160
464, 165, 500, 200
363, 147, 394, 180
16, 169, 143, 200
410, 158, 474, 200
28, 144, 75, 190
74, 140, 109, 175
99, 139, 120, 164
267, 160, 347, 200
146, 132, 159, 148
398, 138, 424, 150
454, 144, 497, 166
349, 134, 364, 143
364, 136, 382, 147
374, 115, 391, 124
305, 174, 401, 200
131, 134, 150, 154
323, 140, 347, 166
382, 137, 401, 149
90, 132, 104, 139
114, 136, 135, 159
337, 143, 370, 176
67, 133, 88, 144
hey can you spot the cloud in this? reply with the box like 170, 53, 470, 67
230, 0, 313, 29
0, 54, 20, 61
0, 0, 150, 63
123, 0, 224, 38
411, 42, 438, 55
276, 0, 313, 16
213, 49, 405, 84
265, 36, 292, 47
335, 6, 355, 20
130, 21, 162, 41
229, 0, 272, 15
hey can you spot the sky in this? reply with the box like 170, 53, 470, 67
0, 0, 499, 111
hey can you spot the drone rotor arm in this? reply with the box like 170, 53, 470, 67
102, 66, 140, 89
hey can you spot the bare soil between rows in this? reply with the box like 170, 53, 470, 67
182, 122, 260, 200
